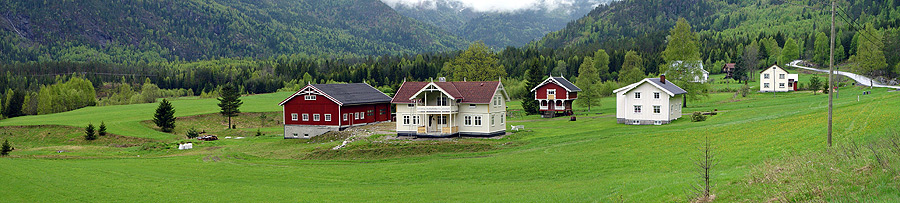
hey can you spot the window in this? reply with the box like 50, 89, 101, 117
635, 92, 641, 99
764, 83, 770, 88
313, 114, 320, 121
291, 113, 298, 121
634, 105, 642, 113
653, 105, 661, 114
541, 100, 548, 107
764, 73, 770, 79
779, 83, 785, 88
437, 98, 449, 106
302, 114, 309, 121
491, 115, 495, 126
360, 111, 365, 119
501, 113, 505, 124
292, 133, 298, 137
474, 116, 482, 126
407, 104, 414, 108
654, 92, 660, 99
343, 114, 348, 121
654, 121, 662, 125
469, 104, 477, 109
354, 112, 359, 120
379, 109, 386, 115
779, 74, 785, 79
464, 115, 472, 126
304, 95, 316, 100
494, 96, 501, 106
437, 116, 446, 125
632, 120, 640, 125
324, 114, 331, 121
402, 115, 410, 125
548, 89, 556, 97
411, 115, 420, 125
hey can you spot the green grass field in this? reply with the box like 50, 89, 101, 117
1, 86, 898, 201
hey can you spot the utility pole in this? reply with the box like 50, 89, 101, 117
827, 0, 835, 148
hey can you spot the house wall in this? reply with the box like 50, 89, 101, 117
760, 67, 794, 92
339, 103, 391, 126
616, 82, 679, 123
535, 82, 569, 100
283, 93, 341, 126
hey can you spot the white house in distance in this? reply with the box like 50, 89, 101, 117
759, 64, 798, 92
391, 80, 510, 137
613, 75, 687, 125
668, 60, 709, 83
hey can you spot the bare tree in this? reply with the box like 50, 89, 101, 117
690, 134, 717, 202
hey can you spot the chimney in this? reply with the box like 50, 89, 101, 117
660, 75, 666, 84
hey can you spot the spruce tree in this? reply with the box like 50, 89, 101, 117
217, 84, 243, 129
1, 139, 12, 156
98, 122, 107, 136
575, 57, 601, 111
84, 124, 97, 141
522, 60, 543, 115
618, 51, 645, 85
153, 99, 176, 132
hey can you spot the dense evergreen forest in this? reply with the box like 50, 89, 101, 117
0, 0, 468, 63
2, 0, 900, 119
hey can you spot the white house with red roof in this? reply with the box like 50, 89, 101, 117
392, 80, 510, 137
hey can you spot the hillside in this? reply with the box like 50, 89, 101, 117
0, 0, 469, 63
386, 0, 609, 48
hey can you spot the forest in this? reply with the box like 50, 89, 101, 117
2, 0, 900, 119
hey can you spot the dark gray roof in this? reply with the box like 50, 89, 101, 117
553, 77, 582, 92
312, 83, 392, 105
647, 78, 687, 95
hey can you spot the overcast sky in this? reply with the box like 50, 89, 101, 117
381, 0, 600, 12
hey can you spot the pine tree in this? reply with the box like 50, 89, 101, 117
1, 139, 12, 156
522, 60, 543, 115
218, 84, 243, 129
575, 57, 601, 111
84, 124, 97, 141
808, 75, 822, 95
98, 122, 107, 136
153, 99, 176, 132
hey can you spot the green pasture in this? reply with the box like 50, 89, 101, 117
1, 87, 898, 201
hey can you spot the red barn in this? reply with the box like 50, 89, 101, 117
278, 83, 392, 139
531, 76, 581, 117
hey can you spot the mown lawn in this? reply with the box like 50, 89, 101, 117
1, 87, 898, 201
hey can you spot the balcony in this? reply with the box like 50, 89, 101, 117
415, 105, 458, 113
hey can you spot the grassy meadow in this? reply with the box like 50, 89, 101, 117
1, 82, 899, 201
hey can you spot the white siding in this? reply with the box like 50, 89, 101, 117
759, 66, 796, 92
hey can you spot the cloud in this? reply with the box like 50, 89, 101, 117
382, 0, 602, 13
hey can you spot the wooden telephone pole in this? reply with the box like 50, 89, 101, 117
827, 0, 835, 147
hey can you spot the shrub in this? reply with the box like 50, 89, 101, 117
256, 129, 263, 136
98, 122, 107, 136
691, 112, 707, 122
186, 127, 200, 139
84, 124, 97, 140
1, 139, 12, 156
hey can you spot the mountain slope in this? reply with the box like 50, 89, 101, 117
387, 0, 609, 48
0, 0, 469, 63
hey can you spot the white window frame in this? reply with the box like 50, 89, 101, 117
354, 112, 359, 120
304, 95, 316, 100
343, 113, 348, 121
474, 115, 482, 126
764, 83, 770, 88
500, 113, 505, 124
402, 115, 410, 125
632, 120, 640, 125
779, 83, 785, 88
634, 105, 642, 113
407, 104, 415, 108
634, 92, 641, 99
654, 120, 662, 125
491, 115, 495, 126
313, 114, 320, 121
291, 113, 298, 121
653, 105, 661, 114
654, 92, 660, 99
548, 89, 556, 97
469, 104, 477, 109
360, 111, 365, 119
302, 114, 309, 121
779, 74, 785, 79
464, 115, 472, 126
437, 116, 447, 125
324, 114, 331, 121
764, 73, 770, 79
412, 115, 420, 125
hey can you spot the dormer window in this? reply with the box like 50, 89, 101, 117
304, 95, 316, 100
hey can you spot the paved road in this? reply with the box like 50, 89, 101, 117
788, 60, 900, 90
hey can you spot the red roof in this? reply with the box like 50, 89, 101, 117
391, 81, 502, 104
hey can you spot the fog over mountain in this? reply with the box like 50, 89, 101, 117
382, 0, 614, 48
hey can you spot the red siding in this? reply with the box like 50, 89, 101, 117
570, 92, 578, 99
535, 82, 569, 100
283, 94, 341, 126
338, 103, 391, 125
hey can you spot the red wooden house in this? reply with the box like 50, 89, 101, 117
531, 76, 581, 117
278, 83, 392, 139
